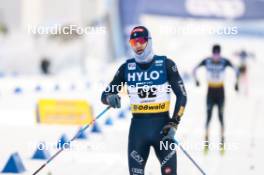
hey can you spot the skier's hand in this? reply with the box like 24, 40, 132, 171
195, 79, 200, 87
235, 82, 239, 92
161, 118, 179, 140
106, 94, 121, 108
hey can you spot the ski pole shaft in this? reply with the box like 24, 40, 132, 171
32, 106, 111, 175
174, 138, 207, 175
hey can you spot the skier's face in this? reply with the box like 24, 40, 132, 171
212, 52, 220, 62
130, 37, 148, 54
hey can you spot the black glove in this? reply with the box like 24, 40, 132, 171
195, 79, 200, 87
106, 94, 121, 108
161, 118, 179, 140
235, 82, 239, 92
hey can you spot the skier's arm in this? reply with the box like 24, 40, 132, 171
193, 59, 206, 86
225, 59, 240, 80
101, 63, 126, 106
225, 59, 240, 91
166, 59, 187, 124
193, 59, 206, 74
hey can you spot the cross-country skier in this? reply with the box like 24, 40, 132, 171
101, 26, 187, 175
233, 49, 255, 95
193, 44, 239, 155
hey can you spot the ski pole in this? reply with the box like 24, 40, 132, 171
32, 106, 111, 175
174, 138, 207, 175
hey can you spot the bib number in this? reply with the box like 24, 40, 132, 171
138, 87, 157, 98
